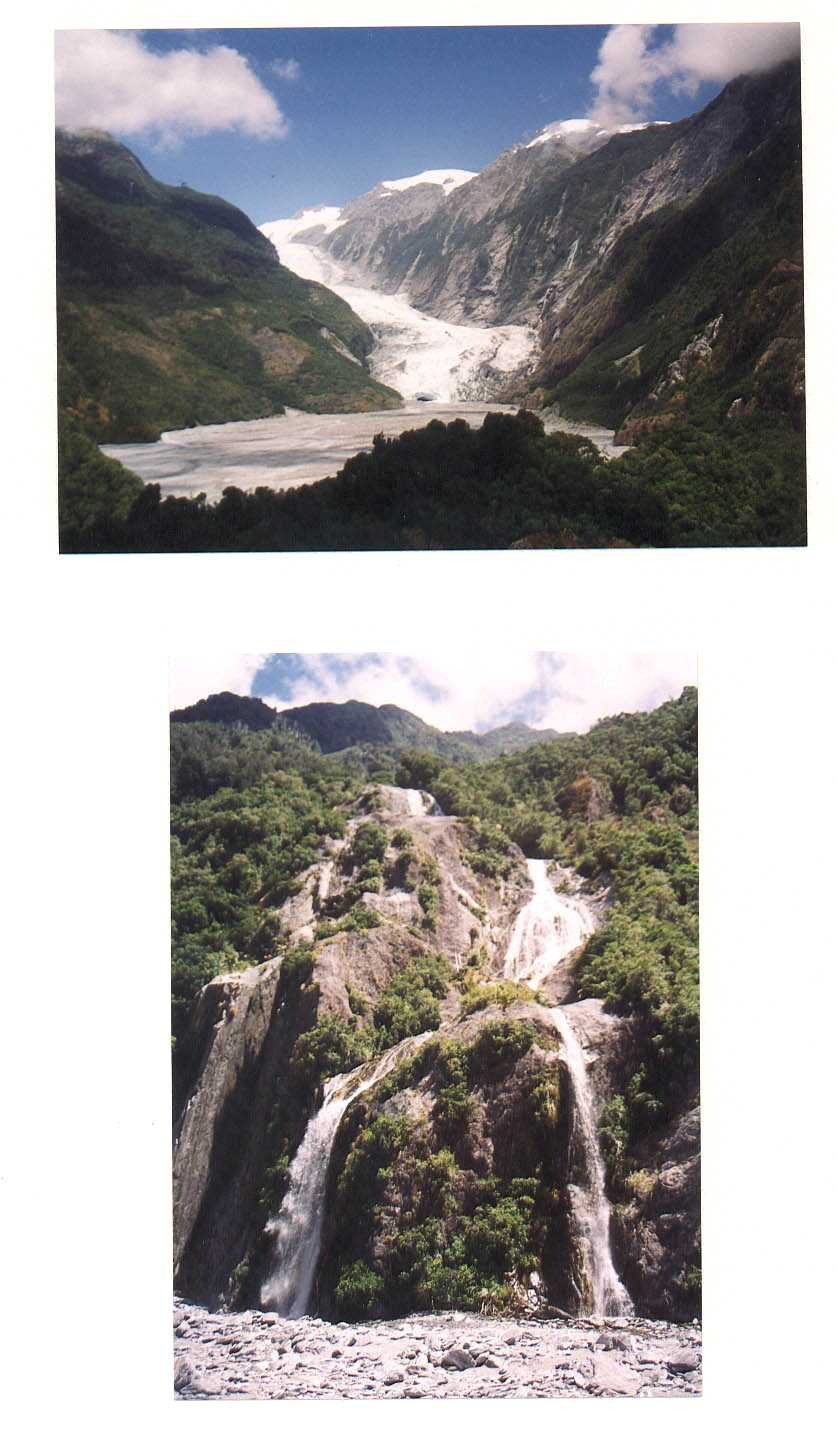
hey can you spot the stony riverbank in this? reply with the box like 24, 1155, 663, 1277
173, 1299, 701, 1400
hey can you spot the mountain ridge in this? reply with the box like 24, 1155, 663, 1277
169, 691, 563, 759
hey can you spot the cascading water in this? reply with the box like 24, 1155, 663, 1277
502, 858, 630, 1318
549, 1008, 632, 1318
404, 787, 443, 816
261, 1032, 431, 1316
503, 858, 597, 988
377, 785, 443, 817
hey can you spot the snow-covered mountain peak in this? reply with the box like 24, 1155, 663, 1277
380, 168, 476, 195
525, 117, 666, 155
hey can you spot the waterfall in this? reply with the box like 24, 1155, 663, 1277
503, 858, 596, 988
376, 785, 443, 817
550, 1007, 632, 1318
502, 859, 628, 1317
317, 858, 334, 903
260, 1032, 432, 1316
404, 787, 443, 817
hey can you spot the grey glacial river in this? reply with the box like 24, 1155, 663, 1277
101, 402, 627, 502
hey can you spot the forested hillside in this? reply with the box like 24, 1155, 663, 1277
56, 129, 399, 446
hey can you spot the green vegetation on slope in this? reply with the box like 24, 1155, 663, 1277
56, 129, 399, 445
395, 687, 699, 1134
535, 81, 804, 439
321, 1023, 559, 1317
170, 722, 364, 1038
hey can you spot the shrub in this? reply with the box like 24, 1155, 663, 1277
460, 979, 534, 1015
373, 953, 451, 1048
334, 1260, 385, 1318
289, 1014, 372, 1090
467, 1021, 535, 1081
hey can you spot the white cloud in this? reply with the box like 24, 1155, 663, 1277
590, 22, 800, 126
55, 30, 287, 144
168, 653, 270, 711
270, 58, 301, 82
255, 652, 696, 735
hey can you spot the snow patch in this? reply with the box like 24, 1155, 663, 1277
526, 117, 667, 151
380, 168, 476, 194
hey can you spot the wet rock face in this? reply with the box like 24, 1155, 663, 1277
173, 1300, 702, 1400
171, 793, 530, 1306
611, 1104, 701, 1321
172, 785, 698, 1322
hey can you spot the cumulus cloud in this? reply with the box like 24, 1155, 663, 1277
168, 653, 270, 711
590, 22, 800, 126
252, 652, 695, 735
55, 30, 286, 144
270, 58, 301, 82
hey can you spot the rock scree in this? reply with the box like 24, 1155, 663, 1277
173, 1299, 701, 1399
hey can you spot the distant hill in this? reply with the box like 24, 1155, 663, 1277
169, 692, 561, 759
169, 692, 281, 732
56, 128, 400, 444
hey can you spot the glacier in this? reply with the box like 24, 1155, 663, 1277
260, 212, 537, 403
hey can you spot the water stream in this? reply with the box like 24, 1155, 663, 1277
502, 857, 630, 1317
377, 785, 443, 817
261, 1032, 431, 1316
549, 1008, 633, 1318
503, 858, 596, 988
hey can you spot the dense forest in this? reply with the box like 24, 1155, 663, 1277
63, 407, 804, 551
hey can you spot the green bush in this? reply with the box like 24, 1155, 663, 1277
467, 1021, 535, 1081
373, 953, 451, 1049
460, 979, 534, 1015
334, 1260, 385, 1318
289, 1015, 373, 1090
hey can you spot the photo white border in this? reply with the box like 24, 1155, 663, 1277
4, 4, 835, 1431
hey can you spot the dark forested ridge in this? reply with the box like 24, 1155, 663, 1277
171, 693, 560, 758
56, 129, 399, 447
172, 688, 699, 1319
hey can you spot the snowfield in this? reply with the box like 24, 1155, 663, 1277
380, 168, 476, 194
260, 215, 537, 403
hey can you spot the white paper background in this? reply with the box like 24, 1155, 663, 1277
3, 2, 835, 1430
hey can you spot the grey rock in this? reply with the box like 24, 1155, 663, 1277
173, 1358, 193, 1392
665, 1349, 700, 1373
588, 1354, 642, 1397
440, 1346, 476, 1370
188, 1373, 224, 1397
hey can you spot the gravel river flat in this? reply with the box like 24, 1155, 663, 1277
102, 403, 627, 503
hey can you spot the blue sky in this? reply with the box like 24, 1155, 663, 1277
168, 652, 696, 734
54, 24, 800, 225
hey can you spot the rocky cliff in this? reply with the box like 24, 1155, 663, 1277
172, 782, 700, 1322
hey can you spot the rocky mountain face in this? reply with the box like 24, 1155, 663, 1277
56, 129, 400, 443
285, 61, 801, 434
170, 692, 561, 759
172, 783, 699, 1323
